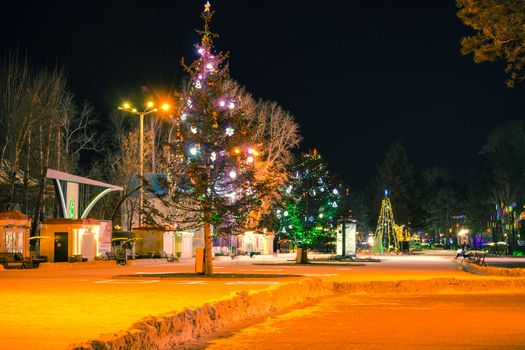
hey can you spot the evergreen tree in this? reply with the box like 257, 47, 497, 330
371, 139, 421, 230
274, 150, 341, 263
421, 167, 463, 246
165, 2, 267, 275
479, 120, 525, 252
457, 0, 525, 87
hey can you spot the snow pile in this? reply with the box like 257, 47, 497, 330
462, 262, 525, 277
39, 261, 117, 270
70, 276, 525, 350
38, 259, 171, 270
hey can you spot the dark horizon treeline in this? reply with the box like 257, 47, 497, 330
359, 120, 525, 254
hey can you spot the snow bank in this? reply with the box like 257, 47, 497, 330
70, 276, 525, 350
462, 261, 525, 277
39, 259, 170, 270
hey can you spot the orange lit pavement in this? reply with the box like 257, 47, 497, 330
205, 292, 525, 349
1, 253, 524, 349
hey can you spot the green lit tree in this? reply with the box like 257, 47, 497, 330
164, 2, 267, 275
373, 189, 399, 254
274, 150, 341, 263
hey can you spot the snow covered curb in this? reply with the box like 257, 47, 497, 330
38, 259, 172, 270
69, 277, 525, 350
461, 261, 525, 277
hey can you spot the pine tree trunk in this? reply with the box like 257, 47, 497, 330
203, 220, 214, 275
296, 247, 308, 264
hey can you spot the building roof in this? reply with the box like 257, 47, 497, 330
0, 210, 30, 221
0, 210, 31, 227
46, 168, 123, 191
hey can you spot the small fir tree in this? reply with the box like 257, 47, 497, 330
274, 150, 341, 263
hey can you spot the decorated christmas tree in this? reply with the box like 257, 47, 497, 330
165, 1, 267, 275
373, 189, 399, 253
274, 150, 341, 263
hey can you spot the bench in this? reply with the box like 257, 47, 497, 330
466, 251, 487, 266
158, 251, 176, 263
0, 252, 33, 269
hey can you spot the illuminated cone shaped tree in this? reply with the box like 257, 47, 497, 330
166, 2, 266, 275
274, 150, 341, 263
373, 189, 399, 253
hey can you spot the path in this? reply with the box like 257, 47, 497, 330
205, 291, 525, 349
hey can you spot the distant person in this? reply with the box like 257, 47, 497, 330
455, 246, 468, 259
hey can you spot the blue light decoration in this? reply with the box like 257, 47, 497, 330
384, 188, 389, 197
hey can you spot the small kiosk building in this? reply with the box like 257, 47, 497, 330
0, 210, 31, 256
132, 226, 194, 259
39, 218, 100, 262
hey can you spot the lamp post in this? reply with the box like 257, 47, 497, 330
118, 102, 170, 226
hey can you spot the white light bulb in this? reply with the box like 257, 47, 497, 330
225, 127, 234, 136
195, 81, 201, 89
333, 189, 339, 195
198, 48, 204, 55
189, 147, 198, 156
247, 156, 254, 163
284, 211, 289, 217
210, 152, 216, 162
206, 63, 214, 71
181, 113, 188, 121
191, 126, 198, 134
319, 213, 324, 218
219, 100, 226, 107
332, 202, 338, 208
229, 170, 237, 179
228, 102, 235, 109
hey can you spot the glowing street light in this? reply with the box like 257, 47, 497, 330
118, 101, 169, 226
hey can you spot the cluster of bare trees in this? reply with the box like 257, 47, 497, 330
0, 53, 98, 230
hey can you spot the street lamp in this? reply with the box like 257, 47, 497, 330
118, 101, 169, 226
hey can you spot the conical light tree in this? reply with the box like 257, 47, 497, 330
274, 150, 341, 263
165, 2, 267, 275
373, 189, 399, 253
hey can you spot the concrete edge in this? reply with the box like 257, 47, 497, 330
69, 277, 525, 350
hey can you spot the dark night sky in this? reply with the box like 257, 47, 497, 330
1, 1, 524, 190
